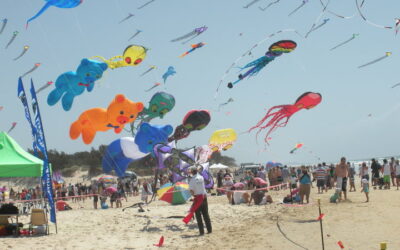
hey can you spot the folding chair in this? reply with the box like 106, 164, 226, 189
29, 209, 49, 235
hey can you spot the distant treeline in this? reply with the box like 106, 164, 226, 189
28, 146, 237, 177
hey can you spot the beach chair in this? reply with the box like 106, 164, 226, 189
29, 209, 49, 235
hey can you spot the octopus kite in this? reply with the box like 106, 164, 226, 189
27, 0, 83, 27
249, 92, 322, 144
179, 42, 206, 58
227, 40, 297, 88
92, 45, 147, 69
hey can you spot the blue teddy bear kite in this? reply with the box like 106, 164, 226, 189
47, 58, 108, 111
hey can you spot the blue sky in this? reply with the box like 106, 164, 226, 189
0, 0, 399, 165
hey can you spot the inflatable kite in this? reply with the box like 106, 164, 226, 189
162, 66, 176, 83
27, 0, 83, 27
179, 42, 206, 58
208, 128, 237, 152
249, 92, 322, 144
171, 26, 208, 44
47, 59, 107, 111
168, 110, 211, 142
102, 123, 173, 177
290, 143, 303, 154
70, 94, 144, 144
227, 40, 297, 88
92, 45, 147, 69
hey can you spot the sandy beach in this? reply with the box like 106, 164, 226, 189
2, 181, 399, 250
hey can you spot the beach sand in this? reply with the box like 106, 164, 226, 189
2, 184, 400, 250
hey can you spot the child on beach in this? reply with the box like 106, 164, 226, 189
396, 160, 400, 190
361, 178, 369, 202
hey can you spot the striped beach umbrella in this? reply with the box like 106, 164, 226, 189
157, 182, 191, 205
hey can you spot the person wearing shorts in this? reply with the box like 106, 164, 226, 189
382, 159, 391, 189
395, 160, 400, 190
335, 157, 349, 201
314, 164, 327, 194
299, 167, 311, 204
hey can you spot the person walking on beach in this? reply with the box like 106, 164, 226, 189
335, 157, 349, 201
348, 162, 356, 192
361, 178, 369, 202
360, 162, 369, 187
382, 159, 391, 189
187, 167, 212, 235
390, 157, 396, 187
395, 160, 400, 190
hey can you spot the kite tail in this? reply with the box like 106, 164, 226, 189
0, 19, 7, 34
254, 112, 286, 144
26, 2, 52, 28
249, 106, 285, 133
183, 195, 204, 224
179, 52, 188, 58
330, 37, 355, 51
171, 30, 196, 42
182, 33, 200, 44
288, 2, 305, 17
358, 55, 389, 68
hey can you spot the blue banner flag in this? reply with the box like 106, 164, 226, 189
29, 79, 57, 224
17, 77, 38, 156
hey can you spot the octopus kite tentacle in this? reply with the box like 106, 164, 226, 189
249, 92, 322, 144
355, 0, 392, 29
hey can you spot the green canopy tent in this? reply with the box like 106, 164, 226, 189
0, 131, 43, 177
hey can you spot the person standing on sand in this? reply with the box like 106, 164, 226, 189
299, 166, 312, 204
188, 167, 212, 236
370, 158, 381, 186
348, 162, 356, 192
315, 163, 327, 194
395, 160, 400, 190
335, 157, 349, 201
382, 159, 391, 189
390, 157, 396, 187
361, 178, 369, 202
359, 162, 369, 187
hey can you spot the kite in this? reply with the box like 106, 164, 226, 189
318, 0, 356, 19
249, 92, 322, 144
168, 110, 211, 142
138, 0, 155, 9
47, 59, 107, 111
227, 40, 297, 89
179, 42, 206, 58
7, 122, 17, 133
36, 81, 54, 94
0, 106, 3, 111
21, 63, 41, 78
128, 29, 142, 41
216, 29, 302, 98
358, 52, 391, 68
290, 143, 303, 153
5, 31, 18, 49
154, 236, 164, 247
13, 46, 30, 61
102, 123, 173, 177
0, 18, 7, 34
243, 0, 262, 8
26, 0, 83, 27
92, 45, 147, 69
355, 0, 392, 30
208, 128, 237, 152
259, 0, 281, 11
218, 98, 234, 111
70, 94, 144, 144
171, 26, 208, 44
395, 18, 400, 35
140, 65, 156, 77
145, 82, 161, 92
288, 0, 308, 17
119, 13, 134, 24
162, 66, 176, 83
305, 18, 329, 38
330, 34, 359, 51
391, 83, 400, 88
129, 92, 175, 134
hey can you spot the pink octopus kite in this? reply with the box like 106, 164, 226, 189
249, 92, 322, 143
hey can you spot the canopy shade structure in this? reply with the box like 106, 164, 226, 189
0, 131, 44, 177
209, 163, 229, 169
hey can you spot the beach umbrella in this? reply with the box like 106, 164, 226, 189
157, 182, 191, 205
106, 186, 117, 193
99, 175, 115, 183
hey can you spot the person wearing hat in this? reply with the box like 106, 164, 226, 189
183, 167, 212, 235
